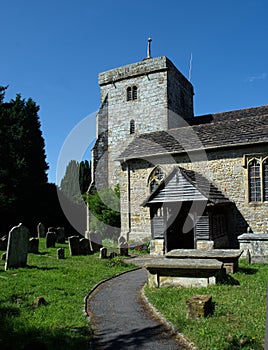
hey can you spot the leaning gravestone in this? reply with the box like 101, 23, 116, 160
37, 222, 46, 238
5, 223, 29, 270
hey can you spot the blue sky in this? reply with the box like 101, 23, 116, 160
1, 0, 267, 184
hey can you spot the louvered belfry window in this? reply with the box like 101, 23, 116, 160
249, 159, 261, 202
126, 86, 138, 101
126, 87, 132, 101
132, 86, 137, 100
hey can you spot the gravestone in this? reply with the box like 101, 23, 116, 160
5, 224, 29, 270
28, 238, 39, 253
56, 227, 65, 243
68, 236, 80, 256
57, 248, 65, 259
79, 238, 91, 255
46, 231, 57, 248
100, 247, 107, 259
118, 235, 128, 256
89, 231, 103, 252
186, 294, 214, 320
37, 222, 46, 238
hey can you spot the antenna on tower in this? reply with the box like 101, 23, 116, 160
188, 53, 193, 82
147, 38, 152, 58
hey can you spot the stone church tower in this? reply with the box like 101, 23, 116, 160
91, 46, 194, 191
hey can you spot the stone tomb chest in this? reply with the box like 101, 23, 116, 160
165, 249, 244, 273
145, 258, 225, 288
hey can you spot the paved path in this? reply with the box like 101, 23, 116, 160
86, 267, 193, 350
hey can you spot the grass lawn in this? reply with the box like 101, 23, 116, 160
144, 260, 267, 350
0, 238, 135, 350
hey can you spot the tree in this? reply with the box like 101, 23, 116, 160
0, 87, 48, 232
60, 160, 91, 203
79, 160, 91, 194
85, 185, 121, 240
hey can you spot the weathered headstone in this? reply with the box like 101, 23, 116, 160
56, 227, 65, 243
79, 238, 91, 255
46, 231, 57, 248
118, 235, 128, 256
100, 247, 107, 259
5, 224, 29, 270
186, 294, 214, 320
68, 236, 80, 256
28, 238, 39, 253
37, 222, 46, 238
57, 247, 65, 259
89, 231, 103, 252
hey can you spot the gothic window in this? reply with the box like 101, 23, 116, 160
247, 156, 268, 202
148, 166, 165, 193
264, 158, 268, 201
126, 86, 138, 101
248, 159, 261, 202
130, 119, 135, 134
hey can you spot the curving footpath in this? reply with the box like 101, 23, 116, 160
86, 265, 195, 349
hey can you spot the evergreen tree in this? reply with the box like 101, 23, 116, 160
79, 160, 91, 194
60, 160, 81, 203
0, 87, 48, 231
60, 160, 91, 203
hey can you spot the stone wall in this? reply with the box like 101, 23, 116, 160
119, 144, 268, 243
97, 56, 194, 188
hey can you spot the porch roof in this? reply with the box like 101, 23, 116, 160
142, 167, 230, 206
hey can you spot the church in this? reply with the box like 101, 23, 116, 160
89, 44, 268, 255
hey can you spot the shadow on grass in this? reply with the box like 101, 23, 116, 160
26, 265, 58, 271
220, 274, 240, 286
0, 310, 91, 350
237, 266, 258, 275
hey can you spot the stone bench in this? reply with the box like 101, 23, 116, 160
145, 258, 225, 288
165, 249, 244, 273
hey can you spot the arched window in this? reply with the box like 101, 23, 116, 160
126, 86, 138, 101
264, 158, 268, 202
130, 119, 135, 134
248, 159, 261, 202
148, 166, 165, 193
